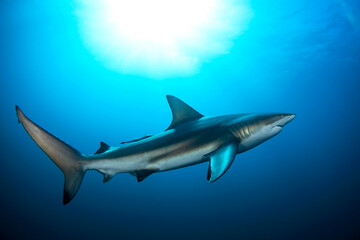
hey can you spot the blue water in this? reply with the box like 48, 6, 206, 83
1, 0, 360, 239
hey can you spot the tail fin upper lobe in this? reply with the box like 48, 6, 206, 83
16, 106, 86, 204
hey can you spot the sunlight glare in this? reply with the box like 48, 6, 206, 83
75, 0, 253, 79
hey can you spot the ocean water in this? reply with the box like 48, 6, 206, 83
1, 0, 360, 239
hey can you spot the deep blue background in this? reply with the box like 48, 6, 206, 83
1, 0, 360, 239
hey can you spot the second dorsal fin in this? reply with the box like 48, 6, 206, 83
94, 142, 111, 155
166, 95, 203, 130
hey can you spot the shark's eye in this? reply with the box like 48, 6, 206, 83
75, 0, 253, 79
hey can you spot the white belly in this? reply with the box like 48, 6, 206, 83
148, 142, 218, 171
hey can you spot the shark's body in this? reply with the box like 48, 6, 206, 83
16, 95, 295, 204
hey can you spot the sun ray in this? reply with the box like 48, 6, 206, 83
75, 0, 253, 79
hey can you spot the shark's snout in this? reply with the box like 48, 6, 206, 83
276, 114, 296, 127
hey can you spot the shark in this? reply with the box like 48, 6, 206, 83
16, 95, 295, 204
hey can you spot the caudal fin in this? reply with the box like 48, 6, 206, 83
16, 105, 86, 204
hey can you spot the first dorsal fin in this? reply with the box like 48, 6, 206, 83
94, 141, 110, 155
166, 95, 203, 130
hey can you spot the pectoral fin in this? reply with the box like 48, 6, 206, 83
207, 142, 238, 183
